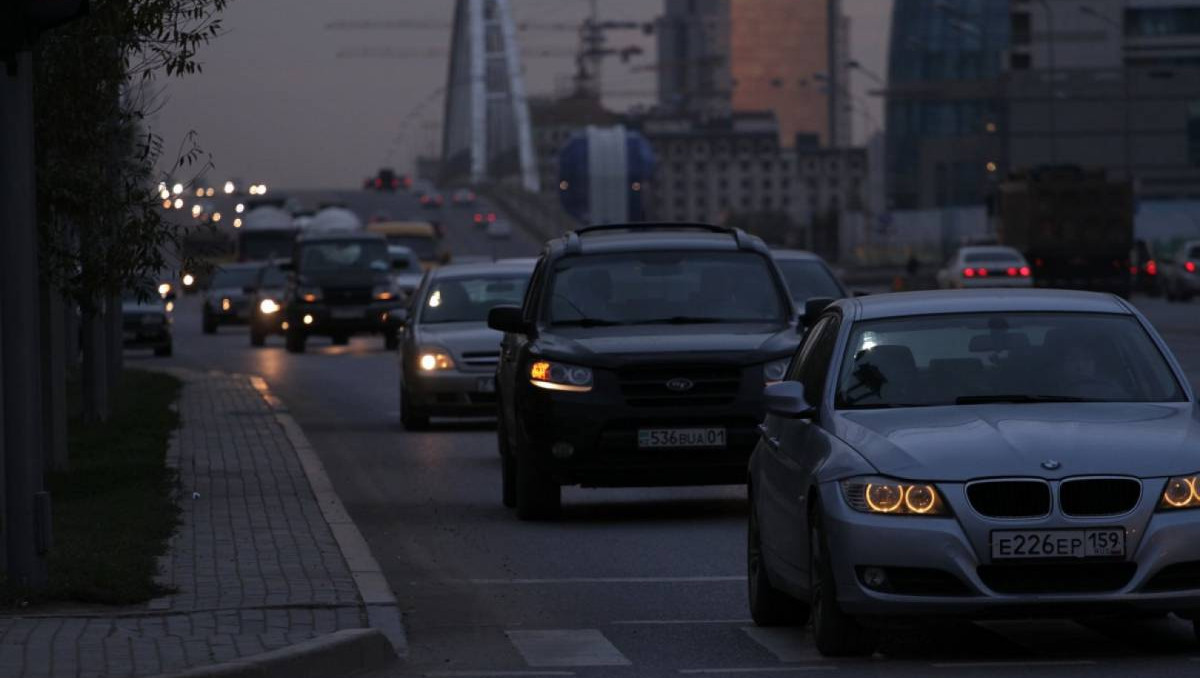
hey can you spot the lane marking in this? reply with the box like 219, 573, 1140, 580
425, 672, 575, 677
612, 619, 754, 626
740, 627, 825, 663
506, 629, 632, 668
931, 660, 1096, 668
416, 576, 743, 586
679, 668, 836, 674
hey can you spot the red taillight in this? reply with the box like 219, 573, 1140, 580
1020, 266, 1031, 277
488, 213, 497, 223
1130, 265, 1139, 274
473, 213, 483, 223
1006, 267, 1017, 277
978, 268, 989, 277
374, 179, 383, 188
963, 268, 976, 278
1147, 260, 1158, 276
1187, 261, 1197, 273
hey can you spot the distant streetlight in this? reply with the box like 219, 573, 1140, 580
224, 181, 235, 194
172, 183, 183, 195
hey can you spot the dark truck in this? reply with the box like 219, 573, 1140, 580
995, 166, 1134, 296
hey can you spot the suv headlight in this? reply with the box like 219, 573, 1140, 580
417, 347, 456, 372
763, 358, 790, 383
259, 298, 281, 315
298, 286, 321, 303
373, 285, 396, 302
1160, 474, 1200, 509
841, 477, 949, 516
529, 360, 593, 392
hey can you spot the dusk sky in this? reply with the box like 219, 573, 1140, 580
153, 0, 892, 189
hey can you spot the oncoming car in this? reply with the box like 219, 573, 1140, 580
397, 261, 534, 429
748, 289, 1200, 656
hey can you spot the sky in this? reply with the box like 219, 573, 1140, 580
153, 0, 892, 190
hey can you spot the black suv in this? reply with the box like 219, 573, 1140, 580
489, 224, 802, 520
283, 232, 404, 353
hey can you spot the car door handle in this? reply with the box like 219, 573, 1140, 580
757, 423, 780, 451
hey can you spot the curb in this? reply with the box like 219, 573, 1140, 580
157, 628, 395, 678
248, 375, 409, 660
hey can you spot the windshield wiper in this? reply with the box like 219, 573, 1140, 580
631, 316, 745, 325
955, 394, 1091, 404
551, 318, 624, 327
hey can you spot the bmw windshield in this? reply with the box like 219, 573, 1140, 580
837, 313, 1185, 409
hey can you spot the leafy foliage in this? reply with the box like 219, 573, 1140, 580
34, 0, 227, 309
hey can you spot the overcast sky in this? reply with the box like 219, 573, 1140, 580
153, 0, 892, 189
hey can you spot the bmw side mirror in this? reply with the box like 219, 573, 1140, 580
764, 381, 816, 419
488, 305, 529, 335
802, 297, 835, 329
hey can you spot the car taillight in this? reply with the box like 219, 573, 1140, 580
1147, 260, 1158, 276
963, 268, 975, 278
474, 213, 483, 223
488, 213, 497, 223
978, 268, 989, 277
374, 179, 383, 188
1006, 267, 1017, 277
1187, 261, 1197, 273
1020, 266, 1031, 277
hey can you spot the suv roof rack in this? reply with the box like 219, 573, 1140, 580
564, 222, 753, 254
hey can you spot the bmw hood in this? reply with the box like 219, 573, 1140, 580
419, 322, 503, 355
834, 403, 1200, 481
536, 323, 798, 368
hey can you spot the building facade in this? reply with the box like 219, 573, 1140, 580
655, 0, 733, 118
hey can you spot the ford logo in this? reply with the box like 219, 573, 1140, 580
666, 378, 694, 392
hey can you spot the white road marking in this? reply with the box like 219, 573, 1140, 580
931, 660, 1097, 668
679, 668, 836, 674
425, 672, 575, 677
611, 619, 753, 626
418, 576, 743, 585
506, 629, 632, 667
740, 627, 825, 663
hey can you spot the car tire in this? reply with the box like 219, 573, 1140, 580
385, 331, 399, 351
748, 497, 810, 627
202, 310, 217, 335
250, 326, 266, 347
154, 342, 173, 358
514, 426, 560, 521
400, 387, 430, 431
285, 327, 306, 354
810, 509, 879, 657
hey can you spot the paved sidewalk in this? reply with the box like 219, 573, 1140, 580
0, 370, 399, 678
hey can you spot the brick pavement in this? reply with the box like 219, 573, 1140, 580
0, 371, 376, 678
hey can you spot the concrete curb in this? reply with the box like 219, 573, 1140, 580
248, 375, 409, 660
157, 628, 395, 678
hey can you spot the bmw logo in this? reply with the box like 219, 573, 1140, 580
1041, 459, 1061, 471
666, 378, 694, 392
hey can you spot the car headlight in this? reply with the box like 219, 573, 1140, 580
841, 477, 949, 516
181, 273, 195, 287
529, 360, 593, 392
763, 358, 790, 383
221, 297, 232, 312
1160, 474, 1200, 509
298, 286, 321, 303
141, 314, 165, 326
157, 283, 172, 298
418, 347, 455, 372
372, 285, 395, 302
259, 298, 281, 315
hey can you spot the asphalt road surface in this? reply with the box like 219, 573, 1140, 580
151, 197, 1200, 677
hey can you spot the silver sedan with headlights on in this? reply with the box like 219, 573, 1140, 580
396, 261, 534, 430
748, 289, 1200, 657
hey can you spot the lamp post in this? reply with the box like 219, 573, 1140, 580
1078, 4, 1133, 188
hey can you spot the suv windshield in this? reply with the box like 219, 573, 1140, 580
421, 274, 529, 324
212, 267, 261, 289
775, 259, 844, 304
299, 240, 389, 273
547, 251, 788, 326
836, 313, 1184, 409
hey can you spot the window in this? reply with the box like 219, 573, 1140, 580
763, 180, 773, 190
1190, 101, 1200, 166
792, 315, 842, 407
1126, 7, 1200, 38
421, 274, 529, 324
762, 161, 773, 172
695, 162, 708, 172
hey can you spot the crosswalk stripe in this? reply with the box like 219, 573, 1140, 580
506, 629, 632, 667
740, 627, 825, 663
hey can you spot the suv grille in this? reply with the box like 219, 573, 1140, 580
967, 480, 1051, 518
323, 286, 372, 305
617, 364, 741, 407
978, 563, 1136, 594
1060, 478, 1141, 517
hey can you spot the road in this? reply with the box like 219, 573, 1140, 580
150, 192, 1200, 677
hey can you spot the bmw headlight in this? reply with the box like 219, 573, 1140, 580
841, 477, 949, 516
259, 298, 281, 315
418, 347, 456, 372
1160, 474, 1200, 509
298, 286, 321, 303
529, 360, 593, 392
763, 358, 790, 383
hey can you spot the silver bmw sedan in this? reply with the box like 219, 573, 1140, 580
749, 289, 1200, 657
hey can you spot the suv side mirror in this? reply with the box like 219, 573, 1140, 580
764, 381, 816, 418
488, 305, 529, 335
802, 297, 834, 328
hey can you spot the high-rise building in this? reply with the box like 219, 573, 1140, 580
655, 0, 733, 118
884, 0, 1011, 209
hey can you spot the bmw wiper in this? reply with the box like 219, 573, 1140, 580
551, 318, 624, 327
955, 394, 1091, 404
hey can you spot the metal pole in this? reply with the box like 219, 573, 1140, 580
0, 49, 49, 588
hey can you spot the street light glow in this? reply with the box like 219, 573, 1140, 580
233, 218, 243, 228
224, 181, 235, 194
173, 198, 184, 209
236, 203, 245, 213
172, 183, 183, 195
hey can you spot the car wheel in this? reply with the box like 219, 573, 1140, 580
202, 309, 217, 335
400, 387, 430, 431
514, 426, 560, 521
154, 342, 173, 358
748, 497, 810, 626
285, 327, 306, 354
250, 326, 266, 347
810, 509, 878, 657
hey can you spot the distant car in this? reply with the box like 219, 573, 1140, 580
248, 263, 290, 347
387, 245, 425, 302
937, 246, 1033, 289
749, 289, 1200, 656
485, 219, 512, 240
365, 168, 404, 192
1165, 240, 1200, 302
397, 261, 535, 429
420, 193, 444, 209
1132, 239, 1162, 297
122, 288, 173, 357
474, 211, 498, 227
202, 263, 264, 334
770, 250, 848, 306
451, 188, 477, 206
